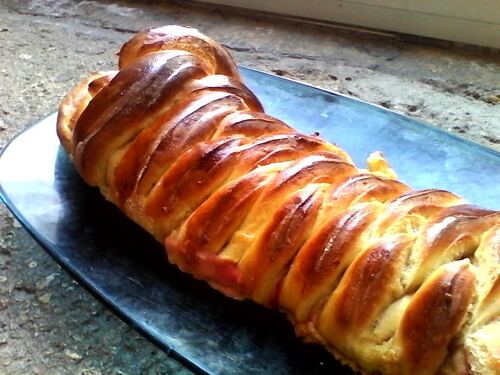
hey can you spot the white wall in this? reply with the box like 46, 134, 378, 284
199, 0, 500, 48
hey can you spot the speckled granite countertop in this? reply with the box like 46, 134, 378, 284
0, 1, 499, 374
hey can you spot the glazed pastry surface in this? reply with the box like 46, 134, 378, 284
57, 25, 500, 375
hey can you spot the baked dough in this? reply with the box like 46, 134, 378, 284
57, 25, 500, 375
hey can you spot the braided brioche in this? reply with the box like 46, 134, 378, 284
56, 26, 499, 375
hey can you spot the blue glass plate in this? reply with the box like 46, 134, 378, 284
0, 67, 499, 375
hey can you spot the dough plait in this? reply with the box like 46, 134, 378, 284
56, 25, 500, 375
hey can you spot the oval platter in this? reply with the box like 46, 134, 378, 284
1, 67, 499, 374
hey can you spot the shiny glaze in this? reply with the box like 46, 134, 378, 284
55, 25, 500, 375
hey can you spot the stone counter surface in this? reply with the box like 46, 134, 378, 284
0, 1, 499, 374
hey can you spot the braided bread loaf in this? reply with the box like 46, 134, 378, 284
57, 26, 499, 375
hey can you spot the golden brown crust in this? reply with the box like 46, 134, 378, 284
114, 92, 250, 205
118, 25, 240, 79
399, 261, 475, 375
56, 71, 115, 153
280, 204, 380, 323
57, 25, 500, 375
